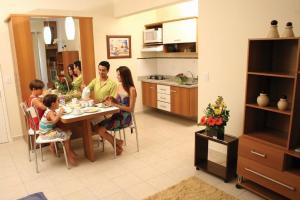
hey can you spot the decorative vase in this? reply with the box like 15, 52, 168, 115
267, 20, 280, 38
282, 22, 295, 38
257, 93, 269, 107
277, 96, 288, 111
206, 126, 224, 140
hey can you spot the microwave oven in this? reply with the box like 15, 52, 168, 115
143, 28, 162, 44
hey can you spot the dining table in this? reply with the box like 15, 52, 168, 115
58, 105, 120, 162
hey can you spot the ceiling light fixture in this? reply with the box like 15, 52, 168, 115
65, 16, 75, 40
43, 22, 52, 44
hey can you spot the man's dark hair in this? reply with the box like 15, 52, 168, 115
74, 60, 81, 71
98, 61, 110, 71
43, 94, 58, 108
29, 79, 45, 90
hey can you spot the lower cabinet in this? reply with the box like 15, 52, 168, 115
142, 82, 157, 108
238, 156, 300, 200
142, 82, 197, 117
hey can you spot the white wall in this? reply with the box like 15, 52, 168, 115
113, 0, 189, 17
198, 0, 300, 151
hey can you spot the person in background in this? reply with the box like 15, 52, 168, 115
27, 79, 47, 130
97, 66, 137, 155
67, 64, 77, 82
85, 61, 117, 102
40, 94, 78, 166
72, 60, 83, 90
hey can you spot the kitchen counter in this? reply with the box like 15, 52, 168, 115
141, 79, 198, 88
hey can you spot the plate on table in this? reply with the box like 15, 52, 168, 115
63, 107, 73, 114
82, 107, 99, 113
96, 103, 110, 108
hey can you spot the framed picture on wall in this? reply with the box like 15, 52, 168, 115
106, 35, 131, 59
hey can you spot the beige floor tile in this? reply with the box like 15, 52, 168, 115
0, 183, 28, 200
43, 191, 64, 200
125, 182, 158, 200
131, 166, 164, 181
146, 174, 178, 191
89, 180, 122, 199
54, 177, 86, 196
0, 110, 262, 200
62, 188, 99, 200
99, 191, 136, 200
111, 173, 143, 190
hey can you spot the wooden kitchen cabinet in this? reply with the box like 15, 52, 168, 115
142, 82, 157, 108
171, 86, 197, 117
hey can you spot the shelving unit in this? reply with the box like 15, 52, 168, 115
237, 38, 300, 200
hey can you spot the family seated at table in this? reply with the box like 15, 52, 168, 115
27, 60, 136, 160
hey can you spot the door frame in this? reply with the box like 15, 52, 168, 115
0, 64, 11, 143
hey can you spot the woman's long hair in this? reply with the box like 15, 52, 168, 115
117, 66, 135, 95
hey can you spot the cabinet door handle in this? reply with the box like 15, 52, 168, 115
174, 39, 181, 42
171, 90, 176, 93
250, 150, 266, 158
150, 87, 154, 89
245, 168, 295, 191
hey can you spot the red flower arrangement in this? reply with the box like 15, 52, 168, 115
198, 96, 230, 139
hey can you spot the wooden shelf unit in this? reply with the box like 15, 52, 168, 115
237, 38, 300, 200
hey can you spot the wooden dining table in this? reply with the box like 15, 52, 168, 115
59, 106, 120, 162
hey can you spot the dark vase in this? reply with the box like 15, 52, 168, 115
206, 126, 225, 140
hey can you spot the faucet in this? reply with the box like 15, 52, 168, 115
186, 71, 195, 83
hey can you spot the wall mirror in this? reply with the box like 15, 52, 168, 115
30, 17, 82, 90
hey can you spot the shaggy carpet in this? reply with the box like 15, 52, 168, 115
144, 176, 238, 200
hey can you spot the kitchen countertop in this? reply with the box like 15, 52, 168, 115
141, 79, 198, 88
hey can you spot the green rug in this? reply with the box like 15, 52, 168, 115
144, 176, 238, 200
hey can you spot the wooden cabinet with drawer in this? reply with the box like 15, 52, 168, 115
237, 38, 300, 200
238, 157, 300, 200
142, 81, 197, 117
171, 86, 197, 117
239, 136, 284, 170
142, 82, 157, 108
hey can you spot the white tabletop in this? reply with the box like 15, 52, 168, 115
61, 106, 119, 120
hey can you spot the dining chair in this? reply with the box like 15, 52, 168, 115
26, 106, 70, 173
101, 112, 139, 158
20, 102, 43, 162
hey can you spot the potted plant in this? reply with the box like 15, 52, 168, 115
199, 96, 230, 140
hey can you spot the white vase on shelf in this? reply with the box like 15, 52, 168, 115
277, 97, 288, 111
257, 93, 269, 107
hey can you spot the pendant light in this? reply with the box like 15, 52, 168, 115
43, 22, 52, 44
65, 16, 75, 40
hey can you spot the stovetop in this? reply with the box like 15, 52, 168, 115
148, 74, 166, 80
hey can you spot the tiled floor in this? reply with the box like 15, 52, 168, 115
0, 110, 263, 200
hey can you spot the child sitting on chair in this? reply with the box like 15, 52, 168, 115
39, 94, 78, 166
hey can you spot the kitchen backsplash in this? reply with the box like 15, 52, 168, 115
137, 58, 198, 77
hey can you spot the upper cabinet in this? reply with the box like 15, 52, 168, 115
163, 18, 197, 44
142, 17, 198, 56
